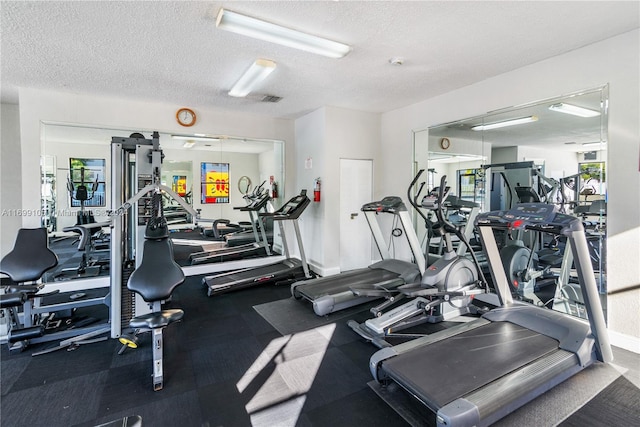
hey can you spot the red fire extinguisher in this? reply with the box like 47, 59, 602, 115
314, 178, 321, 202
270, 181, 278, 199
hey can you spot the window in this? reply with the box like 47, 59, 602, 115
69, 158, 106, 207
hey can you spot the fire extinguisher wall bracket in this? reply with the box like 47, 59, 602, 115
313, 178, 321, 202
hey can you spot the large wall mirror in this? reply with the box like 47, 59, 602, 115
414, 86, 608, 316
41, 123, 285, 282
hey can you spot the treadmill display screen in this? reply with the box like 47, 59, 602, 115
280, 196, 304, 214
504, 203, 556, 224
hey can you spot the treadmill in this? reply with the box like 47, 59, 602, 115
202, 190, 313, 296
188, 191, 272, 265
369, 203, 612, 427
291, 195, 426, 317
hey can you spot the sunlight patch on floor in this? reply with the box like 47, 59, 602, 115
236, 323, 337, 426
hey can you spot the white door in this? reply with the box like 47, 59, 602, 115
340, 159, 373, 271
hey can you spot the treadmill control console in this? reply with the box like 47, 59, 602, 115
236, 192, 270, 211
262, 191, 310, 220
421, 186, 450, 210
362, 196, 407, 213
476, 203, 580, 234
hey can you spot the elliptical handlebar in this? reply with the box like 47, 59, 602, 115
408, 169, 431, 227
433, 175, 454, 233
244, 180, 268, 202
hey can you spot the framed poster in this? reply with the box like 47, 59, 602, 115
201, 162, 229, 204
172, 175, 187, 197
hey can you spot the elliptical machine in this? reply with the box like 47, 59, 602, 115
348, 175, 487, 348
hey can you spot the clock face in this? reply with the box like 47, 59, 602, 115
176, 108, 196, 127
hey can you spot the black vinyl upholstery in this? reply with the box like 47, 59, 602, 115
127, 238, 185, 303
0, 228, 58, 283
129, 309, 184, 329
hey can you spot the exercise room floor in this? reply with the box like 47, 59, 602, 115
1, 276, 639, 426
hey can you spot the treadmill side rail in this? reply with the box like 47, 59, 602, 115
440, 349, 580, 427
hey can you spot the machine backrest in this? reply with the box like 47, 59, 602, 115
0, 228, 58, 283
127, 238, 185, 302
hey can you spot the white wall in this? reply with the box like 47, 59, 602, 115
295, 107, 326, 269
15, 88, 295, 233
380, 29, 640, 350
1, 104, 23, 256
517, 146, 580, 182
295, 106, 381, 274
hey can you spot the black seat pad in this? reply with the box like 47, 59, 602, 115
129, 309, 184, 329
127, 238, 185, 302
0, 292, 27, 308
1, 228, 58, 283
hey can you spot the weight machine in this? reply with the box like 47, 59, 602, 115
109, 132, 198, 339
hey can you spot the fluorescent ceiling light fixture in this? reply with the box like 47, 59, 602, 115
472, 116, 538, 131
582, 141, 607, 148
228, 59, 276, 97
182, 141, 196, 148
430, 154, 486, 164
216, 8, 351, 58
549, 103, 600, 118
171, 135, 220, 142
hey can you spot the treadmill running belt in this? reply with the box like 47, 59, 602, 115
382, 321, 559, 410
296, 267, 400, 298
211, 261, 297, 285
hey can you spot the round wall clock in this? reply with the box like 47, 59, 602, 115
440, 137, 451, 150
176, 108, 196, 127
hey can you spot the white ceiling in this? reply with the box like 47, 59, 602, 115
2, 1, 639, 121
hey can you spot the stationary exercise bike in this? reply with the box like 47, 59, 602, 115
349, 175, 487, 348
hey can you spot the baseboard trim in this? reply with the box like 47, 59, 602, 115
608, 329, 640, 354
307, 263, 340, 278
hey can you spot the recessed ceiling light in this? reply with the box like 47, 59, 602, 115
389, 57, 404, 66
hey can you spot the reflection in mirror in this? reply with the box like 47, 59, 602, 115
162, 160, 193, 225
40, 124, 285, 282
238, 175, 252, 195
414, 86, 608, 319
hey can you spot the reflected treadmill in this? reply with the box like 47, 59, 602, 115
189, 192, 272, 265
369, 203, 612, 427
203, 190, 313, 296
291, 196, 426, 316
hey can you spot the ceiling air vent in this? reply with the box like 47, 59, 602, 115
261, 95, 282, 103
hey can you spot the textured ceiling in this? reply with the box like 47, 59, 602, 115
2, 1, 639, 119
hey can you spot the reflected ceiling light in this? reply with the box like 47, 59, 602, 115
171, 135, 220, 142
549, 103, 600, 117
472, 116, 538, 131
430, 154, 486, 164
582, 141, 607, 148
216, 8, 351, 58
229, 59, 276, 98
183, 141, 196, 148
